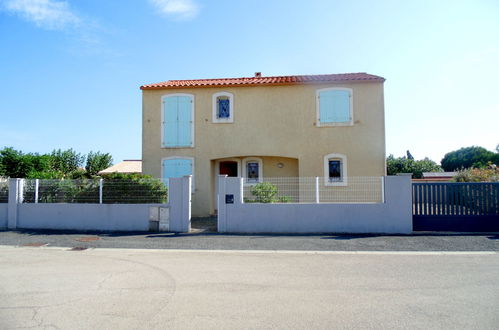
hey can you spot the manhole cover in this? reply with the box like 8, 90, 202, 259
75, 237, 100, 242
70, 247, 88, 251
22, 243, 47, 247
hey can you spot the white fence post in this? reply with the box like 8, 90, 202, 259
99, 179, 103, 204
35, 179, 39, 204
18, 179, 24, 204
381, 176, 385, 203
315, 177, 320, 204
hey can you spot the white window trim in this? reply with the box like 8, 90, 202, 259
316, 87, 353, 127
242, 157, 263, 186
161, 93, 195, 148
324, 153, 347, 186
212, 92, 234, 123
161, 156, 195, 191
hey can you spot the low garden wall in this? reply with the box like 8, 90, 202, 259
2, 176, 191, 232
217, 176, 412, 234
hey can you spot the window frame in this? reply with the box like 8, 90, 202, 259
316, 87, 353, 127
242, 157, 263, 185
161, 156, 195, 190
323, 153, 347, 186
212, 92, 234, 123
161, 93, 195, 148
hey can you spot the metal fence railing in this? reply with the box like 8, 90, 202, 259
243, 177, 384, 204
20, 178, 168, 204
0, 178, 8, 203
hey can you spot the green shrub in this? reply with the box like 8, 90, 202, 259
22, 173, 168, 204
100, 173, 168, 204
453, 167, 499, 182
248, 182, 291, 203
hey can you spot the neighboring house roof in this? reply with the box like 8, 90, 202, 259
99, 160, 142, 174
422, 172, 457, 178
140, 72, 385, 90
412, 172, 457, 182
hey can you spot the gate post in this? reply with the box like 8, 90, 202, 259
217, 175, 228, 233
7, 178, 20, 229
169, 175, 191, 233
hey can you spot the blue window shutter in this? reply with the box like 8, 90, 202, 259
163, 96, 179, 147
177, 96, 192, 147
319, 90, 350, 123
162, 158, 193, 187
175, 158, 192, 177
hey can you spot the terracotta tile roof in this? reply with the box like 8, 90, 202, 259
99, 160, 142, 174
140, 72, 385, 90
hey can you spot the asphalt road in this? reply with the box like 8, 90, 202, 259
0, 246, 497, 329
0, 229, 498, 251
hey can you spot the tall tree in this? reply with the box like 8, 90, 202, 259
49, 149, 85, 174
85, 151, 113, 175
441, 146, 498, 171
387, 155, 442, 178
0, 147, 50, 178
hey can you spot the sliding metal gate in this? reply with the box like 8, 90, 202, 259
412, 182, 499, 232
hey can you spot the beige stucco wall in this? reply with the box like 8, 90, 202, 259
142, 82, 386, 216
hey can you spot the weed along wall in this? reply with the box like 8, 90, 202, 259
217, 176, 412, 234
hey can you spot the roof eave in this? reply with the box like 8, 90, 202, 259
140, 78, 386, 90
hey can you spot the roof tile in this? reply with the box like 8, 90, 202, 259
140, 72, 385, 90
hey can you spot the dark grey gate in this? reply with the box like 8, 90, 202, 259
413, 182, 499, 231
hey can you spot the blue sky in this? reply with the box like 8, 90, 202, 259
1, 0, 498, 165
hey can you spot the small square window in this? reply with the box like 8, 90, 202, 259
324, 153, 347, 186
247, 162, 259, 183
213, 92, 234, 123
218, 98, 230, 118
328, 160, 342, 182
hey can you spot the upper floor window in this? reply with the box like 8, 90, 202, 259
162, 94, 194, 148
316, 88, 353, 126
324, 153, 347, 186
212, 92, 234, 123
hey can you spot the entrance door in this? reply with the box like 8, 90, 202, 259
219, 161, 238, 177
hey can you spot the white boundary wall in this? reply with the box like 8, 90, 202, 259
17, 204, 160, 231
2, 177, 191, 232
218, 176, 412, 234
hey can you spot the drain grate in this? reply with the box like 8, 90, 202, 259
70, 247, 88, 251
75, 237, 100, 242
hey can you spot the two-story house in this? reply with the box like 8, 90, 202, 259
141, 72, 386, 216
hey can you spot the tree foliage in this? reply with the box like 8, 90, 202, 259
49, 149, 85, 174
86, 151, 113, 175
0, 147, 114, 179
386, 155, 442, 179
441, 146, 499, 171
0, 147, 50, 178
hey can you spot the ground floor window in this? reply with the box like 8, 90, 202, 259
162, 157, 194, 188
243, 157, 263, 185
324, 153, 347, 186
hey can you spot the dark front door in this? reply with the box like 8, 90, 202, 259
219, 161, 238, 177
